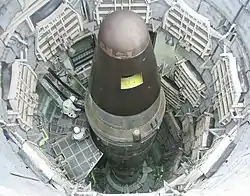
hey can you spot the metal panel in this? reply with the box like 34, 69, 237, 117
211, 50, 245, 125
7, 60, 38, 131
94, 0, 152, 25
52, 135, 103, 181
173, 59, 206, 107
162, 0, 212, 58
35, 3, 83, 63
161, 76, 182, 110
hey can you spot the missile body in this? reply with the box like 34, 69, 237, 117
85, 10, 166, 184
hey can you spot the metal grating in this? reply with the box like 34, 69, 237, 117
211, 50, 245, 125
52, 135, 103, 181
35, 3, 83, 63
161, 76, 182, 110
162, 0, 212, 58
94, 0, 152, 25
7, 60, 38, 131
173, 59, 206, 107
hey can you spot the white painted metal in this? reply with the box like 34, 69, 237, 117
161, 77, 182, 110
199, 125, 237, 177
191, 114, 212, 162
0, 0, 52, 44
35, 3, 83, 64
211, 47, 245, 125
162, 0, 212, 58
93, 0, 152, 25
173, 59, 206, 107
7, 60, 39, 131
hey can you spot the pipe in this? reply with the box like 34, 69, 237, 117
47, 68, 84, 99
43, 76, 84, 109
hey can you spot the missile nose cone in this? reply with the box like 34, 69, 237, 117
88, 10, 161, 116
98, 10, 150, 59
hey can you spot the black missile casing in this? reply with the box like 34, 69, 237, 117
85, 10, 166, 184
88, 10, 161, 116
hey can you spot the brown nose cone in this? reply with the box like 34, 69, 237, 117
98, 10, 150, 59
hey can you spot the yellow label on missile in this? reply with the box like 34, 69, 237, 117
121, 73, 143, 89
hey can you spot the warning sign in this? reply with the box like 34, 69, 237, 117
121, 73, 143, 89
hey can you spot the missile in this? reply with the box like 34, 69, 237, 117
85, 10, 166, 184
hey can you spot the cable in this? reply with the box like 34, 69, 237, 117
43, 75, 67, 100
9, 172, 39, 182
47, 67, 84, 99
43, 75, 84, 109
